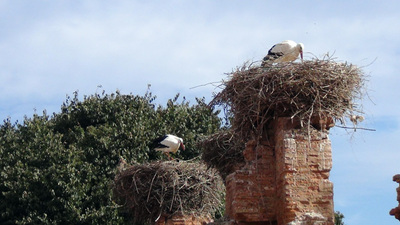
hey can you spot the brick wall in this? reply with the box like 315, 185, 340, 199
225, 139, 277, 223
390, 174, 400, 222
274, 118, 334, 225
225, 117, 334, 225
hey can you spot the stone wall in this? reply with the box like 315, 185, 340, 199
390, 174, 400, 222
225, 117, 334, 225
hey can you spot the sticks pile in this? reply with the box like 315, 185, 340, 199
210, 58, 365, 139
199, 58, 365, 177
113, 161, 224, 224
199, 130, 245, 181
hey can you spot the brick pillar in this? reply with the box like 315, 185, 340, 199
225, 117, 334, 225
225, 140, 277, 223
274, 117, 334, 225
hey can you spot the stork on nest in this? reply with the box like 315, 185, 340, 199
199, 57, 367, 178
209, 56, 366, 140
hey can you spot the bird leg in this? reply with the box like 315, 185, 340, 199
164, 152, 174, 160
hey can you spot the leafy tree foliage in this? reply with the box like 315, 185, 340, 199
0, 90, 221, 224
335, 211, 345, 225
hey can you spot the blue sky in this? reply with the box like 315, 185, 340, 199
1, 1, 400, 224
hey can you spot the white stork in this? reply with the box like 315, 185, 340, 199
153, 134, 185, 160
262, 40, 304, 64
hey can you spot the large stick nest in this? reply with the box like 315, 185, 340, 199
199, 130, 245, 181
113, 161, 224, 224
210, 58, 366, 140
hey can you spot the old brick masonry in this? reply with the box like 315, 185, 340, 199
225, 117, 334, 224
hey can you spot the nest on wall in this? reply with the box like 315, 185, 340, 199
113, 161, 224, 224
209, 57, 366, 140
199, 130, 245, 181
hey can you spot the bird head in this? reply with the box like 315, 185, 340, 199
179, 138, 185, 151
298, 43, 304, 61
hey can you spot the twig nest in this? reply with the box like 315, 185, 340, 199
210, 58, 366, 139
113, 161, 224, 224
199, 130, 245, 181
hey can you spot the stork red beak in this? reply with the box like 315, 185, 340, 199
300, 51, 304, 62
180, 143, 185, 151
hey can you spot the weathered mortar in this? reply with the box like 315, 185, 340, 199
274, 117, 334, 225
225, 117, 334, 225
225, 139, 276, 222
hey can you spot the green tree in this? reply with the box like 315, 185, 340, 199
335, 211, 345, 225
0, 114, 81, 224
0, 89, 221, 224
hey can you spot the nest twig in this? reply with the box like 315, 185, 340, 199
113, 161, 224, 224
199, 130, 245, 181
210, 57, 366, 140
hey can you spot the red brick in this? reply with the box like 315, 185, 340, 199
225, 117, 334, 225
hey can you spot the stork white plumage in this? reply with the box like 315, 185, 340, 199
262, 40, 304, 64
153, 134, 185, 160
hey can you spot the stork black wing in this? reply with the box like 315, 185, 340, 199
151, 135, 169, 149
263, 51, 284, 61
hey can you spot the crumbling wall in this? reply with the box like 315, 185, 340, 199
390, 174, 400, 222
274, 117, 334, 225
225, 139, 276, 222
225, 117, 334, 225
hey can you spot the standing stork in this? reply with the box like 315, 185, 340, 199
262, 40, 304, 65
153, 134, 185, 160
